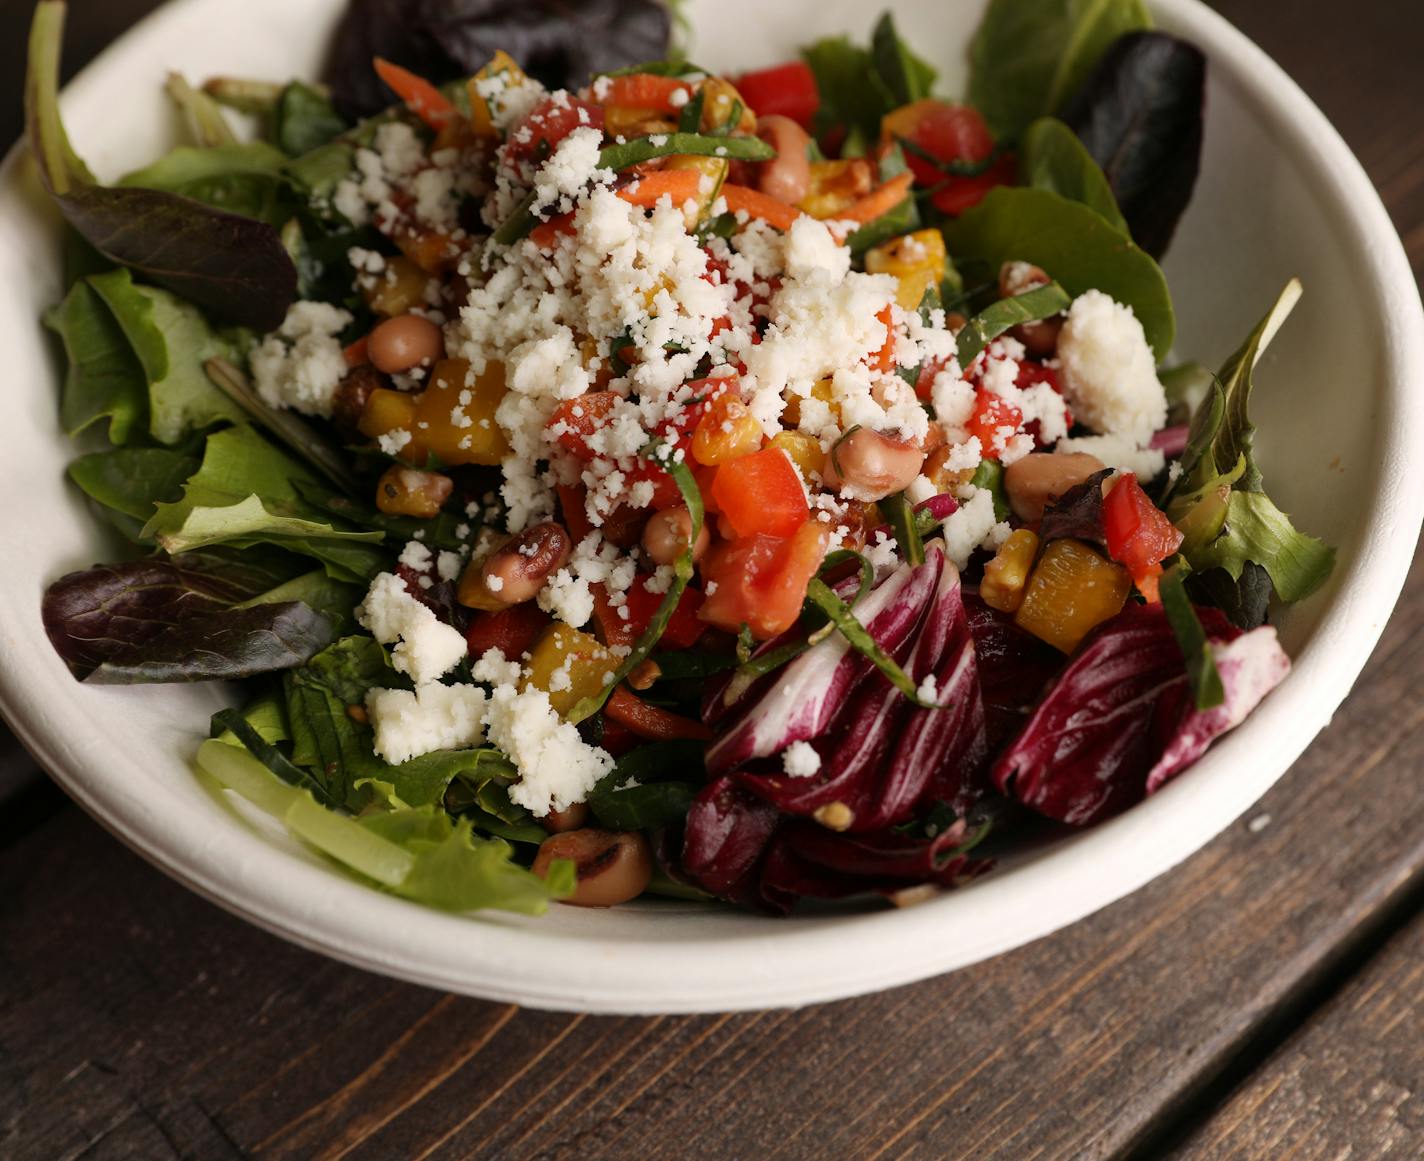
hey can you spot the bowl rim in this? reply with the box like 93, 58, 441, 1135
2, 0, 1421, 1014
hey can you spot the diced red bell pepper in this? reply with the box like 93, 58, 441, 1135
699, 522, 829, 640
594, 579, 707, 652
734, 61, 820, 129
501, 96, 605, 170
711, 447, 809, 538
965, 389, 1024, 459
605, 686, 712, 741
1103, 473, 1185, 602
464, 603, 552, 661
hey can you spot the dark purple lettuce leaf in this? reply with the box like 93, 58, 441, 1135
991, 603, 1289, 826
1062, 32, 1206, 261
963, 592, 1062, 750
43, 556, 334, 683
1037, 468, 1113, 548
324, 0, 673, 120
1188, 562, 1274, 631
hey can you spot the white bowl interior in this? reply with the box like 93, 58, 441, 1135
0, 0, 1419, 1013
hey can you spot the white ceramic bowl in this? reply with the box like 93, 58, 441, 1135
1, 0, 1420, 1014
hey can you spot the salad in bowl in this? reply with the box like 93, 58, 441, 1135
27, 0, 1334, 919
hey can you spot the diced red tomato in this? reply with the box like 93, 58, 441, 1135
699, 522, 829, 640
965, 390, 1024, 459
711, 447, 809, 538
1016, 361, 1073, 447
594, 580, 706, 651
501, 97, 605, 170
555, 483, 594, 542
734, 61, 820, 129
883, 100, 1014, 216
1103, 473, 1185, 603
464, 603, 552, 661
914, 355, 950, 402
547, 391, 620, 458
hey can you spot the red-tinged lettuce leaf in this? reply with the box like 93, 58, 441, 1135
324, 0, 672, 119
989, 603, 1287, 826
43, 556, 335, 683
963, 592, 1063, 750
25, 3, 296, 331
1037, 468, 1113, 548
1062, 32, 1206, 260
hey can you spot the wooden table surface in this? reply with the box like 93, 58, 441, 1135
3, 1, 1422, 1158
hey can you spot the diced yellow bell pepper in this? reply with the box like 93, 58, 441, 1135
981, 529, 1040, 615
358, 387, 427, 465
360, 255, 431, 318
413, 358, 511, 467
798, 159, 875, 220
467, 50, 525, 140
865, 229, 949, 311
698, 77, 756, 135
770, 431, 823, 480
781, 377, 835, 427
1014, 539, 1132, 653
523, 624, 617, 717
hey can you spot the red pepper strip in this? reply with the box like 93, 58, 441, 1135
373, 57, 456, 130
605, 686, 713, 741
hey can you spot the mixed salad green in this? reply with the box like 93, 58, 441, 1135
30, 0, 1333, 916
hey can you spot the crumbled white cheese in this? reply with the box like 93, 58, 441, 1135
1056, 290, 1167, 445
941, 487, 1008, 570
399, 540, 433, 571
782, 740, 822, 778
357, 572, 467, 685
366, 682, 488, 765
249, 300, 352, 418
472, 647, 524, 687
485, 685, 614, 816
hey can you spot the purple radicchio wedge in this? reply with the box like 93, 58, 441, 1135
963, 592, 1063, 750
992, 603, 1288, 825
703, 557, 932, 776
759, 820, 992, 914
680, 776, 782, 907
735, 549, 941, 824
858, 546, 989, 829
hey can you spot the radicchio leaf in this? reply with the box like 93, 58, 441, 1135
43, 557, 334, 683
963, 593, 1062, 750
324, 0, 672, 119
992, 603, 1289, 825
1062, 32, 1206, 261
680, 777, 782, 907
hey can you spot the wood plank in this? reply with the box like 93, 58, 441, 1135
0, 557, 1420, 1161
1165, 912, 1424, 1159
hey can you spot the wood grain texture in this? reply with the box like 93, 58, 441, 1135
0, 1, 1422, 1159
1167, 916, 1424, 1160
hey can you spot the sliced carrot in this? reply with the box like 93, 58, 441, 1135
373, 57, 455, 130
834, 170, 915, 228
606, 686, 713, 741
720, 183, 803, 231
343, 336, 369, 368
529, 212, 576, 249
870, 303, 896, 374
601, 73, 694, 113
619, 169, 704, 208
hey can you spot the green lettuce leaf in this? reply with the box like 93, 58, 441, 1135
68, 446, 201, 539
968, 0, 1153, 139
86, 268, 246, 443
1019, 116, 1128, 234
42, 279, 148, 444
1167, 280, 1335, 605
942, 187, 1174, 357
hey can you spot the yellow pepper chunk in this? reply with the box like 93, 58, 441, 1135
781, 377, 835, 427
467, 50, 526, 139
358, 387, 427, 465
981, 529, 1041, 615
865, 229, 949, 311
413, 358, 511, 466
698, 77, 756, 135
523, 624, 616, 717
798, 159, 874, 220
360, 255, 431, 318
1015, 539, 1132, 653
770, 431, 823, 480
